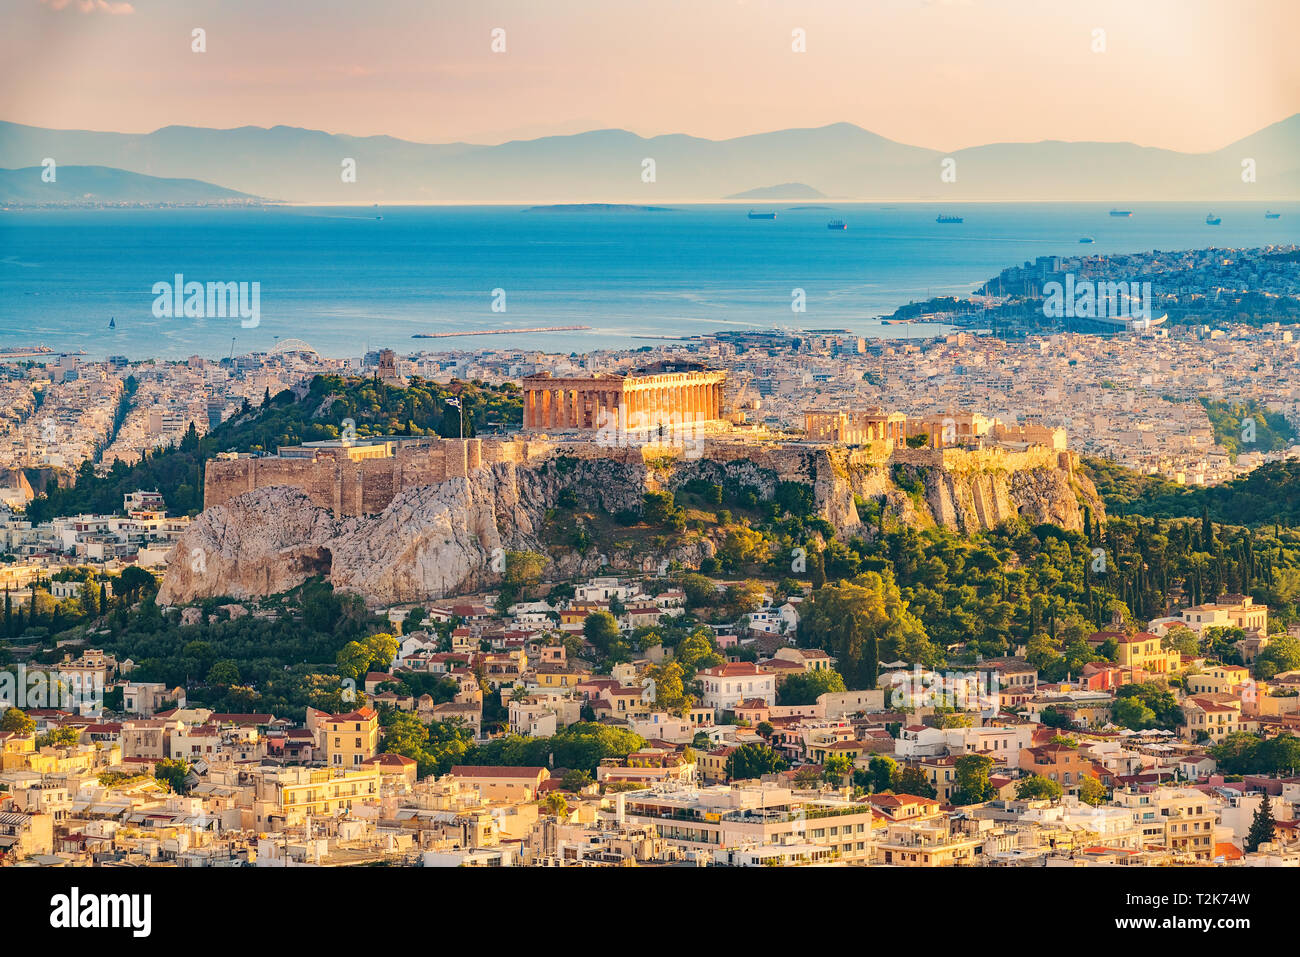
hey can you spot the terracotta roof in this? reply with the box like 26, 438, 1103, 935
700, 662, 766, 678
448, 765, 548, 779
361, 753, 417, 768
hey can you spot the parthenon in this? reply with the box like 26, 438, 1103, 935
522, 363, 726, 433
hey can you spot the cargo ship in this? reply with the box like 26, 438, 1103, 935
747, 209, 776, 220
1206, 213, 1221, 226
1266, 211, 1282, 219
1109, 209, 1133, 217
827, 219, 847, 230
936, 214, 963, 224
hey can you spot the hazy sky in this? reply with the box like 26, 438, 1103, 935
4, 0, 1298, 151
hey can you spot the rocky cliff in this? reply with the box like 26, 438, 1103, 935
160, 457, 694, 606
668, 444, 1104, 537
159, 442, 1100, 606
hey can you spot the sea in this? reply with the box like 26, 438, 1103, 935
1, 202, 1296, 360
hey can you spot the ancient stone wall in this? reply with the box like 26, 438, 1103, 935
203, 437, 540, 517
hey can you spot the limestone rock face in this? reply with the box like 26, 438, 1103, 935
159, 459, 660, 606
157, 487, 344, 605
329, 473, 518, 605
159, 445, 1101, 607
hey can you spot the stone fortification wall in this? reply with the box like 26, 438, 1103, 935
203, 437, 547, 517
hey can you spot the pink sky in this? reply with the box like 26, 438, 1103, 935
3, 0, 1298, 151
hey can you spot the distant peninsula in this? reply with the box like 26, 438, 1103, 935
726, 182, 826, 200
0, 164, 262, 207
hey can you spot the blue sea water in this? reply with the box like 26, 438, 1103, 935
1, 202, 1296, 360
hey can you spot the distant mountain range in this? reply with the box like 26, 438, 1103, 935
1, 116, 1297, 204
0, 164, 258, 205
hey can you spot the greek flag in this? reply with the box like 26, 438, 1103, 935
445, 397, 461, 408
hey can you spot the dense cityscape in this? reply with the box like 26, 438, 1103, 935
6, 0, 1299, 942
2, 241, 1299, 872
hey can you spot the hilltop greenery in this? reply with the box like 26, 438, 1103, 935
24, 374, 522, 522
1200, 397, 1296, 458
1084, 458, 1300, 528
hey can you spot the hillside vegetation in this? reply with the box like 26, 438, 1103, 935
24, 374, 522, 522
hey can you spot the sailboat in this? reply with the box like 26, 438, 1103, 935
108, 317, 115, 329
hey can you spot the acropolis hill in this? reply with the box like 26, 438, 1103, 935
162, 366, 1101, 606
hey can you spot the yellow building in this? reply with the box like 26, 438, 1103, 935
532, 666, 589, 689
321, 706, 379, 768
0, 732, 36, 771
1182, 696, 1242, 743
1185, 664, 1251, 696
252, 766, 381, 829
1113, 632, 1182, 674
1113, 787, 1216, 861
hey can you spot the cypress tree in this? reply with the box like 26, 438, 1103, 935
1246, 792, 1276, 853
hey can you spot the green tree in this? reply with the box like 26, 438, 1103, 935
798, 572, 937, 687
582, 611, 627, 661
675, 628, 723, 676
154, 758, 191, 794
1015, 774, 1063, 802
680, 574, 717, 608
207, 659, 240, 686
36, 726, 82, 748
335, 632, 399, 682
1112, 696, 1158, 730
951, 754, 995, 805
0, 707, 35, 734
1246, 792, 1276, 852
499, 548, 546, 595
647, 660, 691, 713
541, 791, 568, 818
859, 755, 899, 793
1254, 634, 1300, 680
823, 753, 854, 785
896, 766, 937, 799
1162, 624, 1200, 657
777, 668, 848, 706
560, 768, 593, 792
724, 743, 789, 782
1078, 774, 1108, 806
